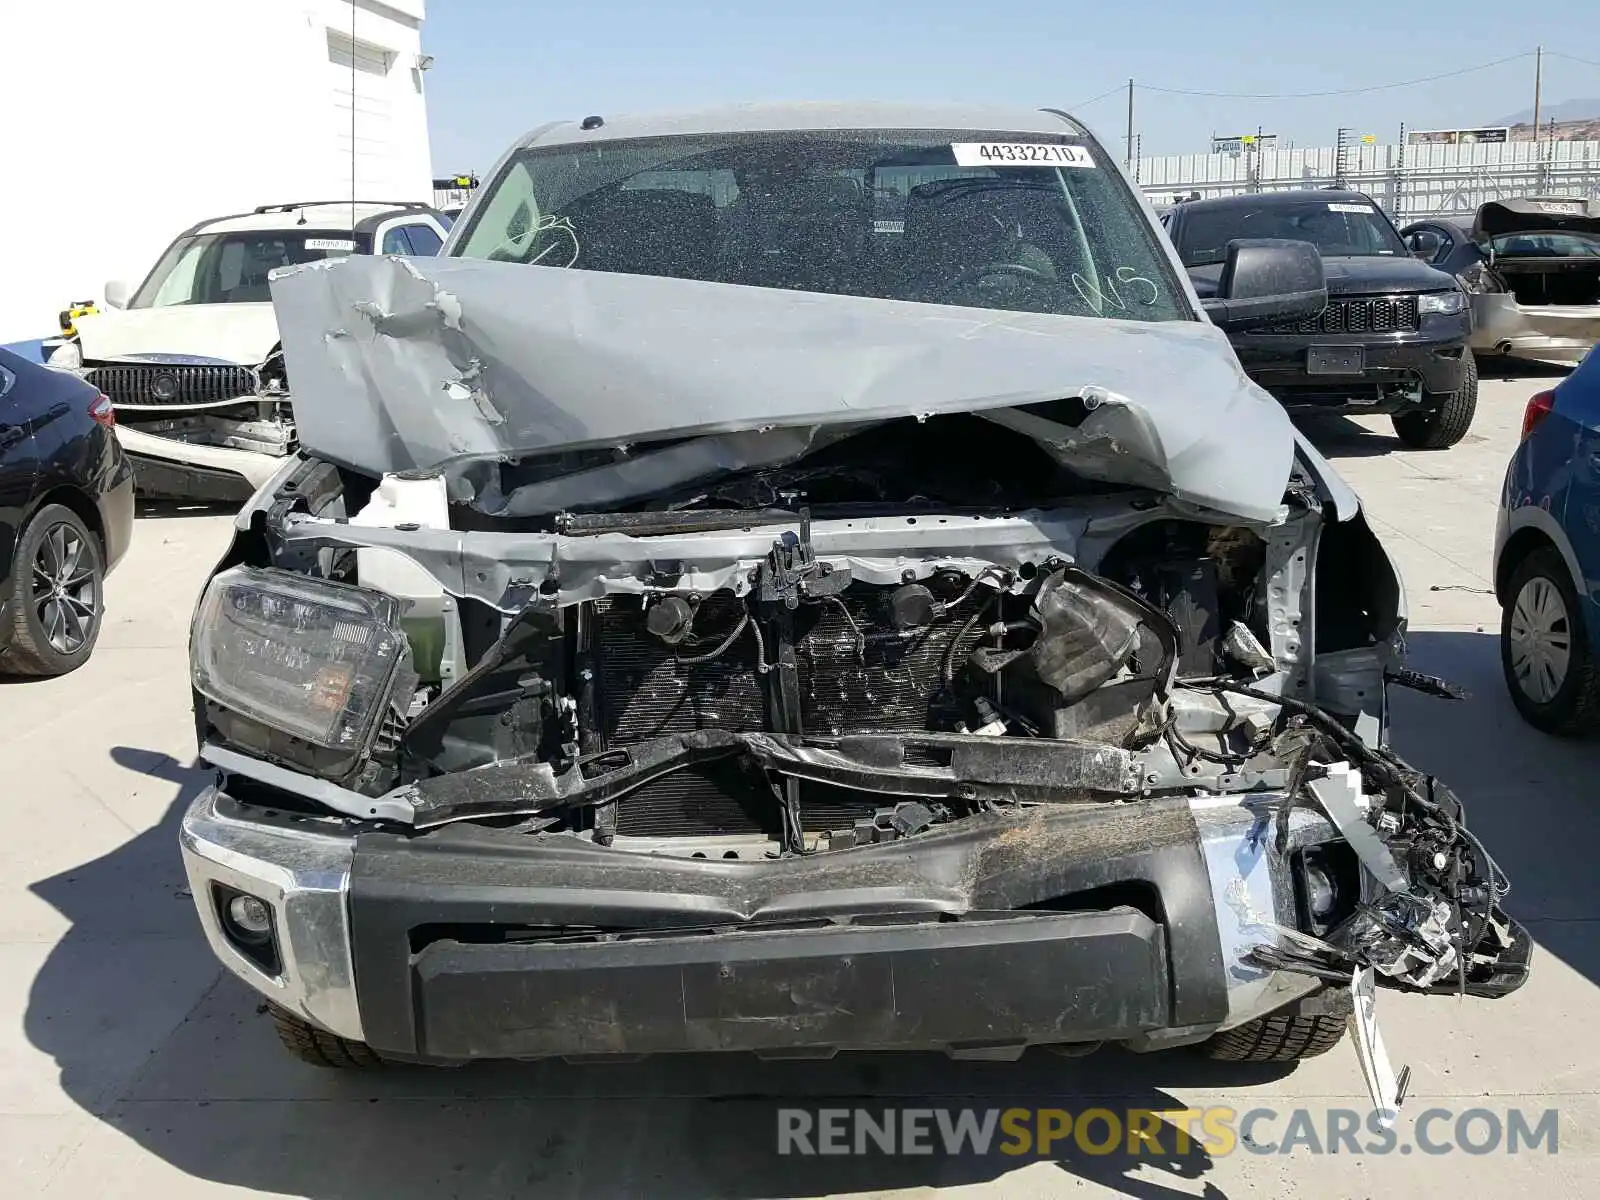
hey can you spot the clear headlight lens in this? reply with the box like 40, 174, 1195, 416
1417, 290, 1466, 316
191, 567, 409, 751
45, 340, 81, 370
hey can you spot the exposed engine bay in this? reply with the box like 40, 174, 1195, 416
193, 408, 1528, 1004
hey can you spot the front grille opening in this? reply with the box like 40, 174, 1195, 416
89, 362, 260, 408
1265, 294, 1421, 335
588, 583, 997, 840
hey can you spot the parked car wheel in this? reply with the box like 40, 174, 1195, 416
1200, 988, 1352, 1063
268, 1005, 383, 1069
1500, 545, 1600, 735
1391, 351, 1478, 449
0, 503, 105, 677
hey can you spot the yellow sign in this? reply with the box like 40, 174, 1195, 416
1361, 134, 1377, 144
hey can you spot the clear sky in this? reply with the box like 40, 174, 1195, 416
421, 0, 1600, 173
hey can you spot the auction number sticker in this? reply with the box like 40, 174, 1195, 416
951, 142, 1096, 168
1327, 203, 1375, 213
306, 237, 357, 251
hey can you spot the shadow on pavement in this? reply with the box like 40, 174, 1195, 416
1293, 413, 1406, 459
1391, 630, 1599, 990
1475, 357, 1572, 383
21, 758, 1299, 1197
25, 629, 1594, 1198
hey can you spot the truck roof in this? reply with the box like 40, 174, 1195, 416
1171, 189, 1379, 215
514, 102, 1093, 151
186, 202, 440, 237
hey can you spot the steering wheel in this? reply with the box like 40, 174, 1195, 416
942, 260, 1058, 298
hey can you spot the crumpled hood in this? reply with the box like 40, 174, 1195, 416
268, 254, 1300, 525
76, 303, 280, 366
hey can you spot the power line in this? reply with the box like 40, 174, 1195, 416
1136, 53, 1534, 101
1546, 51, 1600, 72
1068, 84, 1126, 111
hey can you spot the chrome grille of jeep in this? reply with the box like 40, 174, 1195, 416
87, 363, 260, 409
1267, 295, 1420, 335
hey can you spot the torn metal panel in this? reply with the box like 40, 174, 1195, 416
267, 254, 1297, 524
1307, 764, 1409, 894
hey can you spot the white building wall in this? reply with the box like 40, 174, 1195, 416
0, 0, 432, 343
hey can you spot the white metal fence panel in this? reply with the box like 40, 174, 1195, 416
1140, 140, 1600, 221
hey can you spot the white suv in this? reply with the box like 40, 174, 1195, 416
51, 201, 450, 502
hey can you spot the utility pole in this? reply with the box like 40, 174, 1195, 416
1533, 45, 1543, 148
1126, 79, 1135, 169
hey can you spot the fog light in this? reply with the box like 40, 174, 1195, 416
226, 894, 273, 939
1304, 864, 1337, 920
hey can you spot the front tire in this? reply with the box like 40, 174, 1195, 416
1500, 546, 1600, 735
1200, 988, 1351, 1063
1391, 350, 1478, 449
268, 1005, 383, 1069
0, 503, 106, 677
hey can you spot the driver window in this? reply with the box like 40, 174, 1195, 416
403, 224, 443, 256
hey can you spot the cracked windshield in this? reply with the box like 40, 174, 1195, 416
454, 129, 1189, 322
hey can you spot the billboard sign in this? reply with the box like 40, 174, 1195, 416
1407, 127, 1509, 145
1212, 133, 1278, 153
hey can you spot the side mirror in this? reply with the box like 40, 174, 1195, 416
103, 280, 131, 309
1200, 238, 1327, 332
1408, 230, 1443, 260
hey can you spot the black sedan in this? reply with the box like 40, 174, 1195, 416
0, 348, 134, 675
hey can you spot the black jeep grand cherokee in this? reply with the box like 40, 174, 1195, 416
1163, 189, 1476, 449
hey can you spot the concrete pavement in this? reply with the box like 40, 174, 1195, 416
2, 367, 1595, 1198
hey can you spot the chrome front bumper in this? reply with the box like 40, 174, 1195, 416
179, 786, 1325, 1055
179, 787, 364, 1041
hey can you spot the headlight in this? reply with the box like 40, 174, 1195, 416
46, 341, 81, 370
1417, 290, 1466, 316
191, 566, 411, 753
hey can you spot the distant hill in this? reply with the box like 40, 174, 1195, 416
1494, 98, 1600, 125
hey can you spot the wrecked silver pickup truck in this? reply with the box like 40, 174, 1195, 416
178, 104, 1529, 1082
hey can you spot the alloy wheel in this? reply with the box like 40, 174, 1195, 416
1507, 574, 1572, 704
29, 522, 100, 656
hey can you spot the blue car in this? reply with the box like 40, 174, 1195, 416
1495, 346, 1600, 732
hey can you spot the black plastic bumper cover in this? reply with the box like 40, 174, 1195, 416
1230, 317, 1471, 409
126, 453, 258, 504
349, 800, 1228, 1062
417, 909, 1166, 1059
